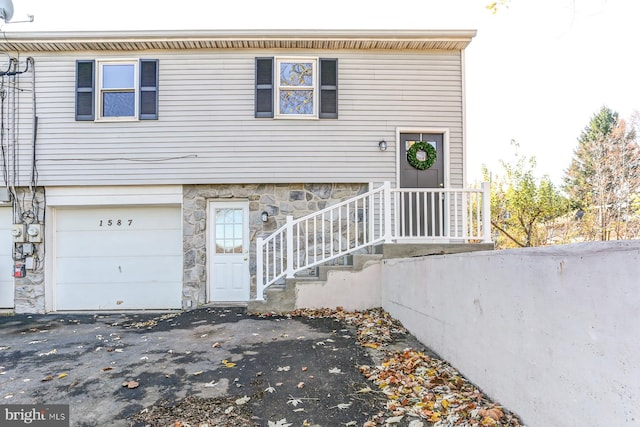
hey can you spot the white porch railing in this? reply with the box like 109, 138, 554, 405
255, 181, 491, 300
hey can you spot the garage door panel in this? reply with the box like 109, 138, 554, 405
56, 255, 182, 284
55, 205, 182, 311
56, 229, 182, 257
56, 206, 182, 231
56, 281, 181, 310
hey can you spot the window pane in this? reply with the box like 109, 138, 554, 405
280, 62, 313, 87
280, 90, 313, 114
103, 92, 135, 117
102, 64, 135, 89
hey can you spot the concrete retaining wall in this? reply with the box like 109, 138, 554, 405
381, 240, 640, 427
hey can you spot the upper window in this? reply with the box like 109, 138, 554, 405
255, 57, 337, 119
75, 59, 159, 121
100, 62, 136, 118
277, 58, 316, 117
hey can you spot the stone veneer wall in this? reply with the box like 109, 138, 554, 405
11, 188, 46, 314
182, 183, 368, 307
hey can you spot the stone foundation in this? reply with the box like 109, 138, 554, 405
182, 183, 367, 307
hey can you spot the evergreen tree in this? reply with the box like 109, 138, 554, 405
563, 106, 640, 240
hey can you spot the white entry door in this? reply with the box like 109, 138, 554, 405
0, 207, 13, 308
208, 201, 250, 302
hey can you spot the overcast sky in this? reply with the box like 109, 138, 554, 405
4, 0, 639, 185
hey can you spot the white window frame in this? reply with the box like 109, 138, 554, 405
275, 57, 318, 119
96, 59, 139, 121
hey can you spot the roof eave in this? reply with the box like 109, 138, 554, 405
0, 29, 477, 52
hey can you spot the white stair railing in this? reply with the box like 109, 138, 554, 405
255, 182, 491, 300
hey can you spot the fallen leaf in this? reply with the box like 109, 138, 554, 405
224, 406, 234, 414
357, 386, 373, 393
385, 415, 404, 424
41, 375, 53, 382
335, 403, 352, 410
57, 373, 68, 379
268, 419, 292, 427
287, 397, 303, 407
235, 396, 250, 405
297, 382, 305, 389
265, 385, 276, 394
277, 366, 290, 372
328, 367, 342, 374
122, 380, 139, 389
480, 407, 504, 421
38, 349, 57, 357
101, 367, 114, 372
222, 359, 236, 368
192, 371, 204, 376
212, 342, 221, 348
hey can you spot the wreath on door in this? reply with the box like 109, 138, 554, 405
407, 141, 437, 170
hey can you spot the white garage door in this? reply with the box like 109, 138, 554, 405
0, 206, 14, 308
55, 205, 182, 311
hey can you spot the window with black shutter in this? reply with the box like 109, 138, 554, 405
75, 59, 159, 121
255, 56, 337, 119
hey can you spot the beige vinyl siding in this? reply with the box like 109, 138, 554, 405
13, 50, 465, 188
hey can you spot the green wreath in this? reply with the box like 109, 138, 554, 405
407, 141, 437, 170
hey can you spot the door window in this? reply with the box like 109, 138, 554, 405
214, 208, 244, 254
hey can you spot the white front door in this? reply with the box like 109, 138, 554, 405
208, 201, 250, 302
0, 207, 13, 308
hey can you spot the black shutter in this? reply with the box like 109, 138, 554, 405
255, 57, 273, 118
139, 59, 159, 120
75, 60, 95, 121
319, 59, 338, 119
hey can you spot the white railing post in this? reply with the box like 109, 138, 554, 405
256, 237, 265, 301
285, 215, 295, 278
461, 191, 468, 240
481, 181, 492, 243
368, 182, 375, 244
383, 181, 392, 243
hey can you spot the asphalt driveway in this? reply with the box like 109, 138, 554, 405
0, 307, 395, 426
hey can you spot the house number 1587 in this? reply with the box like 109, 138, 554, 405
99, 219, 133, 227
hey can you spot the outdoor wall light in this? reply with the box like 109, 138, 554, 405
261, 211, 269, 222
378, 140, 388, 151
